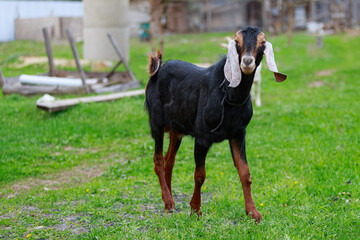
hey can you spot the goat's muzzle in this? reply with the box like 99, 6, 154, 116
240, 55, 256, 75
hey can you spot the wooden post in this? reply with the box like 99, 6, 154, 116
206, 0, 212, 32
274, 0, 283, 35
105, 61, 122, 79
203, 0, 208, 32
149, 0, 158, 55
264, 0, 272, 33
287, 0, 294, 45
316, 36, 323, 48
158, 3, 165, 54
0, 68, 5, 87
347, 0, 352, 28
310, 0, 316, 21
351, 0, 358, 26
42, 28, 56, 76
66, 29, 90, 93
107, 33, 136, 82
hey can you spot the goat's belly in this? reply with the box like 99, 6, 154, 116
164, 105, 197, 136
167, 120, 194, 136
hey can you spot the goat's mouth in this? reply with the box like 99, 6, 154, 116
240, 55, 256, 75
240, 64, 256, 75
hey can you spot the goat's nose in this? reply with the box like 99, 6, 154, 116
243, 57, 253, 65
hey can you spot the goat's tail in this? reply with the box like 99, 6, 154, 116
147, 50, 162, 77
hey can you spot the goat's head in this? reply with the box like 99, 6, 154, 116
224, 26, 287, 87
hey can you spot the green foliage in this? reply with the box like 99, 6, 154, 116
0, 32, 359, 239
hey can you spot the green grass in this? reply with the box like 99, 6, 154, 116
1, 32, 359, 239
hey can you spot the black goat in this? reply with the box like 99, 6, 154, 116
145, 26, 286, 223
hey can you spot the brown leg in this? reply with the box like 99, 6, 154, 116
164, 130, 183, 196
229, 138, 262, 223
190, 140, 209, 214
153, 131, 175, 211
190, 166, 206, 214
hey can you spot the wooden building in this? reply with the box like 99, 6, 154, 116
151, 0, 360, 33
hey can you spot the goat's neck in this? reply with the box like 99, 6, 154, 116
225, 72, 255, 105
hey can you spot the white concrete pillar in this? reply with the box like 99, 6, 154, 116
83, 0, 130, 61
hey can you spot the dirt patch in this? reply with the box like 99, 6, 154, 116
3, 157, 125, 198
315, 69, 335, 77
11, 56, 91, 68
308, 81, 325, 88
50, 215, 90, 234
51, 146, 99, 156
11, 56, 114, 71
63, 146, 99, 154
6, 165, 104, 197
346, 28, 360, 37
137, 192, 214, 216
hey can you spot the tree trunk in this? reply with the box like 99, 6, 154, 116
264, 0, 273, 33
287, 0, 294, 44
149, 0, 158, 55
274, 0, 283, 35
150, 0, 167, 55
347, 0, 353, 28
158, 3, 165, 54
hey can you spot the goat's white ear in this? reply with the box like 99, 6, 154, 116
224, 39, 242, 87
264, 41, 287, 82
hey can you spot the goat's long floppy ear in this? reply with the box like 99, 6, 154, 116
224, 39, 242, 88
264, 41, 287, 82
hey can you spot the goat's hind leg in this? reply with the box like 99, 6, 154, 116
229, 136, 262, 223
152, 129, 175, 212
164, 130, 183, 197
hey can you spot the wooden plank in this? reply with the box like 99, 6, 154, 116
37, 89, 145, 112
67, 29, 90, 93
93, 80, 141, 94
105, 60, 122, 79
42, 28, 56, 76
107, 33, 137, 82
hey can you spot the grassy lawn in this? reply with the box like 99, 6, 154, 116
0, 31, 359, 239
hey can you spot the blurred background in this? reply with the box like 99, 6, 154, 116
1, 0, 359, 57
1, 0, 359, 40
1, 1, 359, 238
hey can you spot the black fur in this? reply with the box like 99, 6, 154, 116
145, 26, 264, 165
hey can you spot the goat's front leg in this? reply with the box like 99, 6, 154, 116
255, 80, 261, 107
190, 139, 210, 215
251, 82, 256, 102
153, 132, 175, 212
229, 136, 262, 223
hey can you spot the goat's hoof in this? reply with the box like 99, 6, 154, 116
190, 201, 202, 216
165, 208, 173, 213
164, 200, 175, 212
247, 209, 262, 223
190, 209, 202, 217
